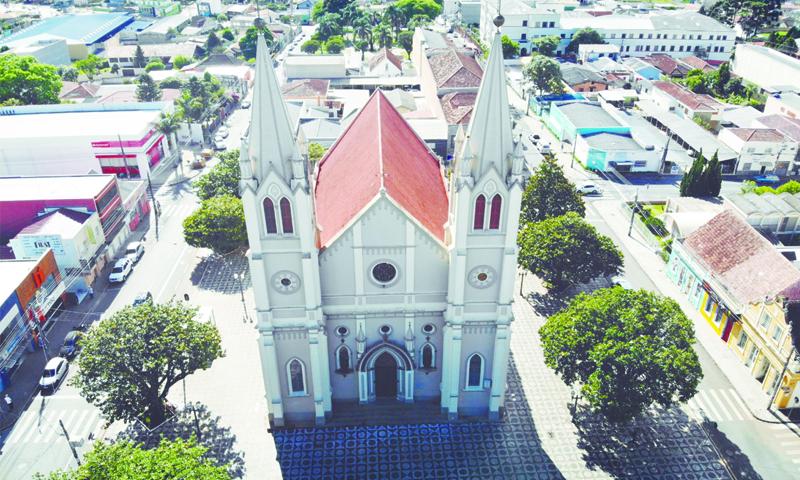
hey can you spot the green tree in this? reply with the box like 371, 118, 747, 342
317, 13, 344, 41
156, 111, 181, 153
59, 66, 79, 82
311, 0, 326, 21
521, 155, 585, 223
135, 73, 162, 102
398, 30, 414, 56
539, 288, 702, 422
501, 34, 520, 58
159, 76, 185, 89
517, 212, 623, 290
145, 60, 166, 72
566, 27, 605, 55
71, 301, 223, 428
321, 0, 354, 14
704, 0, 783, 37
221, 28, 235, 41
194, 149, 241, 200
0, 54, 62, 105
325, 35, 346, 53
308, 142, 327, 163
522, 54, 564, 97
73, 54, 107, 80
239, 27, 274, 60
408, 13, 432, 30
375, 23, 393, 48
172, 55, 192, 69
777, 180, 800, 194
183, 195, 248, 253
206, 31, 222, 51
701, 151, 722, 197
37, 438, 230, 480
353, 15, 373, 51
680, 153, 709, 197
395, 0, 441, 21
302, 39, 321, 53
133, 45, 147, 68
533, 35, 560, 57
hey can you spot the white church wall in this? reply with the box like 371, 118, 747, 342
413, 314, 444, 399
327, 323, 359, 401
319, 230, 355, 300
274, 329, 317, 423
457, 324, 496, 415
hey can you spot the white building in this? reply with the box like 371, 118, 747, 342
578, 43, 620, 63
481, 1, 735, 61
365, 48, 403, 77
731, 44, 800, 93
764, 93, 800, 121
241, 29, 525, 425
284, 54, 347, 80
718, 128, 799, 175
2, 34, 71, 66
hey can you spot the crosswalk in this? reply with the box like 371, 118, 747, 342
157, 202, 197, 223
682, 388, 753, 422
767, 422, 800, 466
4, 405, 104, 446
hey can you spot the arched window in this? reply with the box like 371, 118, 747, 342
280, 197, 293, 234
286, 358, 307, 396
336, 345, 351, 372
420, 343, 435, 369
473, 194, 486, 230
263, 198, 277, 234
489, 194, 502, 230
465, 353, 484, 390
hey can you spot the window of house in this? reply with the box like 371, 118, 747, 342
287, 358, 307, 396
336, 345, 352, 372
639, 33, 643, 39
704, 296, 714, 313
421, 343, 435, 369
661, 45, 666, 52
648, 33, 653, 39
670, 45, 675, 52
489, 195, 502, 230
280, 197, 293, 234
713, 307, 724, 325
645, 45, 650, 52
737, 331, 749, 350
263, 198, 277, 234
521, 33, 527, 40
621, 33, 627, 39
465, 353, 484, 390
771, 325, 784, 344
759, 311, 772, 331
473, 194, 486, 230
719, 46, 725, 53
697, 35, 703, 40
679, 46, 684, 52
522, 20, 528, 27
560, 33, 566, 39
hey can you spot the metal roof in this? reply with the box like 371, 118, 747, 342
0, 13, 133, 46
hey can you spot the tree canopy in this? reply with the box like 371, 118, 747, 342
302, 39, 321, 54
325, 35, 346, 54
501, 35, 520, 59
72, 301, 223, 428
0, 54, 62, 105
395, 0, 441, 21
679, 151, 722, 198
172, 55, 192, 69
566, 28, 605, 55
73, 54, 107, 79
521, 155, 585, 223
533, 35, 560, 57
239, 27, 274, 60
133, 45, 147, 68
135, 73, 162, 102
194, 149, 241, 200
518, 212, 623, 290
703, 0, 782, 37
183, 195, 248, 254
308, 143, 327, 163
37, 438, 231, 480
522, 55, 564, 97
540, 287, 702, 422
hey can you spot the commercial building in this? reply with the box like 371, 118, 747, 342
0, 104, 175, 179
574, 131, 660, 172
284, 55, 347, 80
718, 128, 799, 176
667, 210, 800, 410
543, 101, 628, 143
106, 41, 201, 74
481, 3, 735, 62
724, 192, 800, 239
136, 0, 182, 17
560, 63, 609, 94
0, 250, 64, 392
1, 35, 71, 66
731, 44, 800, 93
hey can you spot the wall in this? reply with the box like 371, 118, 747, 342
14, 249, 62, 311
764, 95, 800, 120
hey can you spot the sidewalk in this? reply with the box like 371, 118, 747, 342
593, 199, 800, 432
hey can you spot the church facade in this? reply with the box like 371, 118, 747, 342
239, 28, 526, 426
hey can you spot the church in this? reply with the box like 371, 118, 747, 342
239, 21, 527, 426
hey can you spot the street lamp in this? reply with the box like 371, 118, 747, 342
234, 272, 251, 323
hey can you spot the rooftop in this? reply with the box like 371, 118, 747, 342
755, 114, 800, 142
681, 55, 715, 72
652, 81, 723, 112
0, 109, 159, 139
368, 47, 403, 72
725, 128, 787, 143
556, 102, 622, 129
0, 13, 133, 46
582, 131, 642, 150
105, 42, 199, 60
17, 209, 92, 238
682, 209, 800, 303
725, 192, 800, 217
0, 258, 40, 304
642, 55, 691, 77
428, 49, 483, 89
0, 175, 115, 202
440, 92, 476, 125
560, 63, 607, 86
281, 79, 330, 99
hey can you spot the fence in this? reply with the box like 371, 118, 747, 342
619, 201, 671, 259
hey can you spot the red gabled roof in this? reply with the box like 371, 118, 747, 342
314, 90, 448, 248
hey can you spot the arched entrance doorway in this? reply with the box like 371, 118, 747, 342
374, 352, 398, 398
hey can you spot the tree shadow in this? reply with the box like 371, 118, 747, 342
701, 419, 762, 480
116, 402, 245, 478
570, 402, 741, 479
189, 251, 250, 294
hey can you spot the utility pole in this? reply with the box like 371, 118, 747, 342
59, 419, 82, 466
767, 347, 795, 412
147, 173, 160, 241
627, 188, 639, 237
118, 134, 133, 179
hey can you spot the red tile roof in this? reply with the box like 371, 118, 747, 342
428, 50, 483, 89
440, 92, 476, 125
683, 210, 800, 303
314, 90, 448, 248
757, 114, 800, 142
681, 55, 715, 72
368, 47, 403, 71
653, 81, 723, 112
642, 54, 691, 77
726, 127, 787, 143
281, 79, 330, 99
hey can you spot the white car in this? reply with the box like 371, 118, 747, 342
124, 242, 144, 264
217, 127, 229, 138
214, 134, 226, 143
39, 357, 68, 395
539, 143, 552, 155
108, 258, 133, 284
576, 183, 602, 195
241, 100, 251, 109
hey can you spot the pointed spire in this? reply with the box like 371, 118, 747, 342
461, 30, 514, 179
248, 34, 300, 183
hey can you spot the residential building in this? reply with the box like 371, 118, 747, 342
480, 4, 735, 62
137, 0, 181, 17
718, 106, 764, 129
667, 210, 800, 410
650, 81, 723, 126
0, 250, 64, 392
641, 54, 692, 78
574, 131, 660, 172
754, 115, 800, 163
681, 55, 716, 73
662, 197, 724, 240
622, 57, 662, 81
282, 79, 330, 100
241, 31, 525, 425
577, 43, 620, 63
105, 42, 201, 74
764, 92, 800, 120
284, 55, 347, 80
365, 48, 403, 77
135, 8, 193, 43
731, 44, 800, 93
0, 104, 175, 179
724, 193, 800, 238
718, 128, 799, 175
560, 63, 609, 94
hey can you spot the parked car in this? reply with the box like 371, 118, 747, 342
610, 275, 634, 290
217, 127, 229, 138
124, 242, 145, 264
59, 330, 83, 359
241, 101, 251, 109
214, 134, 226, 144
539, 143, 552, 155
214, 140, 227, 151
39, 357, 68, 395
576, 183, 601, 195
754, 174, 780, 184
132, 291, 153, 307
108, 258, 133, 284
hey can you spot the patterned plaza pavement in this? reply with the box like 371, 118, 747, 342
272, 277, 731, 479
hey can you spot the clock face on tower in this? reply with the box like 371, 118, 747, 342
272, 271, 301, 294
468, 266, 496, 289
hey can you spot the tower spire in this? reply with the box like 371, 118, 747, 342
247, 34, 300, 183
459, 17, 514, 179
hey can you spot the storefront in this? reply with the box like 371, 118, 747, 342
91, 129, 169, 179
